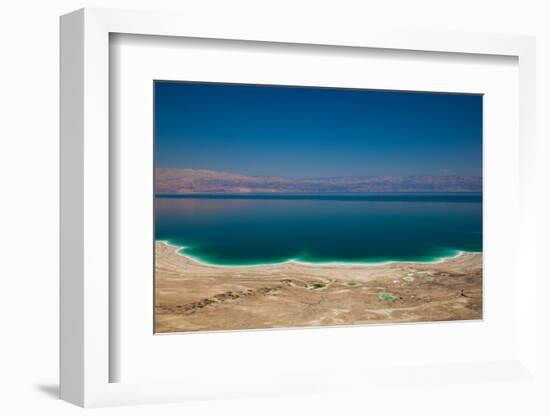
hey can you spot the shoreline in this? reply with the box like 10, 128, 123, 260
156, 240, 481, 269
155, 241, 483, 333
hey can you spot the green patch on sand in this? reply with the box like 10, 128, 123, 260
345, 281, 361, 288
402, 275, 415, 283
378, 292, 398, 302
308, 283, 326, 290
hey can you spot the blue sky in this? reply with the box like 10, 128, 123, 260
154, 81, 482, 178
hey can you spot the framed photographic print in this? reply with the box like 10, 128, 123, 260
60, 8, 539, 408
153, 81, 483, 334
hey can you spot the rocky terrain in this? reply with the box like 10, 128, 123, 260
155, 242, 483, 333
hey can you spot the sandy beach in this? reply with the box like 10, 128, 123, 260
155, 241, 482, 333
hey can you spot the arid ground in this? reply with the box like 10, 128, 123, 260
155, 242, 482, 333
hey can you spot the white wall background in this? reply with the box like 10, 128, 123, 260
0, 0, 548, 415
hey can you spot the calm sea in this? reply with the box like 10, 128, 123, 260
155, 193, 482, 265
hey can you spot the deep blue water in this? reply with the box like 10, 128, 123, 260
155, 193, 482, 265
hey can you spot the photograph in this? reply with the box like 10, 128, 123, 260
153, 81, 483, 333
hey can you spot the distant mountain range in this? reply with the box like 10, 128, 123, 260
155, 168, 482, 194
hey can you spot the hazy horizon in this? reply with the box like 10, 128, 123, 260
155, 167, 482, 194
156, 166, 482, 180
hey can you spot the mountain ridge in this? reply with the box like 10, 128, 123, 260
155, 168, 482, 194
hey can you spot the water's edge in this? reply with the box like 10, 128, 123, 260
156, 240, 481, 269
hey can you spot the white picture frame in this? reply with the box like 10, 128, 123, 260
60, 7, 538, 408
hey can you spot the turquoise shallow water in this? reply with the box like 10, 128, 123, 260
155, 193, 482, 266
